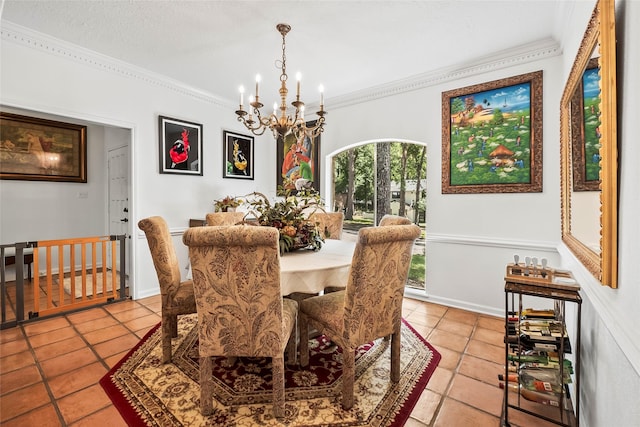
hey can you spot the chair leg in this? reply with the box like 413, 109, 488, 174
299, 313, 310, 367
341, 348, 355, 410
272, 355, 286, 419
285, 327, 297, 366
171, 314, 178, 338
200, 356, 213, 415
161, 315, 173, 363
391, 331, 401, 382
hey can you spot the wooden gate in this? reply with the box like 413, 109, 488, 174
31, 235, 127, 319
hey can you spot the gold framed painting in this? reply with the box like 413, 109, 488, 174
0, 112, 87, 183
571, 57, 601, 192
441, 71, 543, 194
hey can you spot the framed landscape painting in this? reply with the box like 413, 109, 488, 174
0, 112, 87, 183
276, 122, 320, 195
571, 57, 601, 192
158, 115, 202, 175
223, 130, 254, 179
441, 70, 543, 194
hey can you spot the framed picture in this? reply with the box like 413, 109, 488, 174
158, 115, 202, 175
277, 123, 320, 195
0, 112, 87, 183
223, 130, 254, 179
571, 57, 600, 191
441, 70, 543, 194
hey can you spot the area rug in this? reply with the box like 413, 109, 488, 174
100, 313, 441, 426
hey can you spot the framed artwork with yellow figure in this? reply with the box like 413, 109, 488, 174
223, 130, 254, 180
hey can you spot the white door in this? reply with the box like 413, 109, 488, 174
108, 146, 130, 275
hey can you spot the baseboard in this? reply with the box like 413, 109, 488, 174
404, 288, 503, 318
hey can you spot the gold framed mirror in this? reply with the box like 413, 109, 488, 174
560, 0, 618, 287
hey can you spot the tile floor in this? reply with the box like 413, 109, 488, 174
1, 295, 564, 426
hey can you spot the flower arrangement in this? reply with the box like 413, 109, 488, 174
214, 196, 242, 212
245, 188, 325, 254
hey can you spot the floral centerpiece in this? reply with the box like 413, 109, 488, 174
245, 188, 325, 254
214, 195, 242, 212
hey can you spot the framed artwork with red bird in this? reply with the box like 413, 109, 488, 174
158, 115, 202, 176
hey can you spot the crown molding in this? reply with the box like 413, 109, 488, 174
2, 21, 560, 110
328, 37, 561, 109
1, 21, 232, 108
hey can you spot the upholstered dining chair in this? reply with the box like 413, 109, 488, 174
379, 214, 412, 226
138, 216, 197, 364
307, 211, 344, 240
297, 211, 345, 297
205, 211, 245, 226
299, 223, 421, 409
182, 225, 297, 418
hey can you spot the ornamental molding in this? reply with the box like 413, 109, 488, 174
1, 22, 230, 108
328, 38, 561, 109
2, 21, 560, 110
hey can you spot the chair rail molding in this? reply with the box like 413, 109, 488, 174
427, 233, 558, 253
558, 243, 640, 377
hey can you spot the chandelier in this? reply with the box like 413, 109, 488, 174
235, 23, 326, 140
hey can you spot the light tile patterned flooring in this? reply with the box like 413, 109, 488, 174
1, 296, 561, 426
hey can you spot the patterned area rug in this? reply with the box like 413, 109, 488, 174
100, 314, 440, 426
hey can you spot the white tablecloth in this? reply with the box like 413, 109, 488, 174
185, 239, 356, 296
280, 239, 355, 295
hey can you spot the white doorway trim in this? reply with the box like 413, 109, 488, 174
1, 100, 137, 299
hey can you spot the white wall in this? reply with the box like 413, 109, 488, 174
322, 53, 563, 316
0, 27, 277, 298
0, 107, 109, 245
556, 0, 640, 425
2, 2, 639, 424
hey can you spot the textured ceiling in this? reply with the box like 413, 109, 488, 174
1, 1, 568, 106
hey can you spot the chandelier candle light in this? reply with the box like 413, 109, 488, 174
235, 23, 326, 140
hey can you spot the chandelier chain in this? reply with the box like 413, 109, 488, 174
280, 31, 287, 83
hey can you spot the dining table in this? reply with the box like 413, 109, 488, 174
279, 239, 355, 296
184, 239, 356, 296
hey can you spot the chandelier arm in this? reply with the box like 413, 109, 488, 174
291, 115, 326, 140
236, 116, 268, 136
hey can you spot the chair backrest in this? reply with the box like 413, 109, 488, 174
205, 211, 246, 226
137, 216, 182, 299
379, 214, 412, 226
307, 211, 344, 239
182, 225, 285, 357
343, 224, 421, 344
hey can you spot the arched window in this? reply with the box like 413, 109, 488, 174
329, 140, 426, 291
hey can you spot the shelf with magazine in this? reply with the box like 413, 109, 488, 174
501, 259, 582, 427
